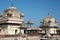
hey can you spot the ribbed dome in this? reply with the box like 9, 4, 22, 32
43, 15, 56, 23
40, 13, 58, 27
0, 4, 24, 24
3, 4, 20, 18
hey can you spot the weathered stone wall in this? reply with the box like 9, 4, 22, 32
0, 35, 40, 40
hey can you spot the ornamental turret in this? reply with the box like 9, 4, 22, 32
27, 19, 34, 28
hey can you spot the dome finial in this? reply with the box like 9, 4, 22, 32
11, 2, 14, 7
48, 12, 51, 17
48, 12, 50, 16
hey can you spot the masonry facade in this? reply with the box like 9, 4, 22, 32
0, 4, 60, 40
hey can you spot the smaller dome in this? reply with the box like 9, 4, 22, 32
20, 13, 24, 17
27, 19, 33, 24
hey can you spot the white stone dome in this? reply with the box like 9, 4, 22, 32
40, 13, 58, 27
43, 15, 56, 23
3, 4, 21, 18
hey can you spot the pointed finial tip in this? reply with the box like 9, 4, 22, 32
47, 12, 52, 18
11, 2, 14, 7
48, 12, 50, 15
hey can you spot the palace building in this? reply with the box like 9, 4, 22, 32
0, 4, 60, 40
